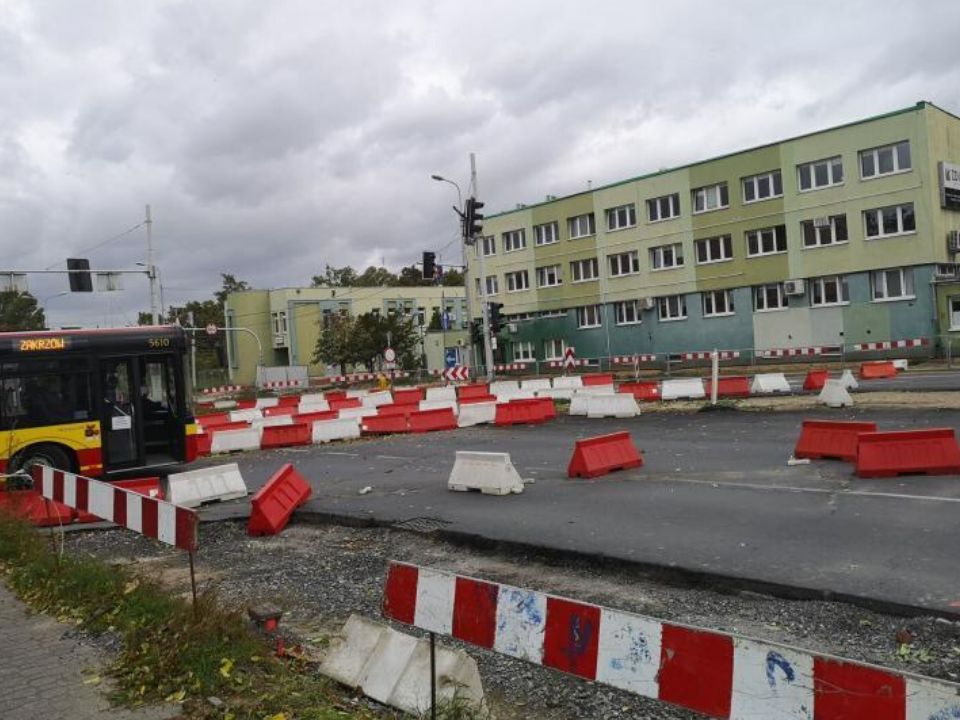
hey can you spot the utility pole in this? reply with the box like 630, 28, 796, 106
145, 204, 160, 325
470, 153, 496, 381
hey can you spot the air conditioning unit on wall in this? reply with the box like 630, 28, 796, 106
783, 279, 806, 296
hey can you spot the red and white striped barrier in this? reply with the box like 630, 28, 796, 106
261, 379, 304, 389
327, 371, 409, 384
681, 350, 741, 361
759, 345, 841, 359
854, 338, 929, 351
201, 384, 245, 395
546, 359, 589, 368
383, 562, 959, 719
32, 466, 198, 552
495, 363, 530, 372
611, 354, 657, 364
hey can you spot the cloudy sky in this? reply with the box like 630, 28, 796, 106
4, 0, 960, 327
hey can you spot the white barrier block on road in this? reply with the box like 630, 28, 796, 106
313, 417, 361, 443
750, 373, 791, 394
298, 399, 330, 414
347, 388, 369, 399
457, 402, 496, 427
575, 384, 616, 397
164, 462, 248, 508
251, 415, 295, 428
490, 380, 519, 395
553, 375, 583, 390
229, 408, 262, 423
495, 390, 536, 403
586, 394, 640, 418
819, 379, 854, 408
321, 615, 483, 717
362, 391, 393, 408
338, 406, 378, 420
661, 378, 706, 400
254, 397, 279, 409
419, 400, 459, 416
568, 394, 590, 416
520, 378, 551, 392
839, 368, 859, 390
212, 400, 237, 410
210, 426, 263, 454
536, 387, 573, 401
425, 386, 457, 403
448, 451, 525, 495
299, 392, 327, 405
892, 358, 909, 371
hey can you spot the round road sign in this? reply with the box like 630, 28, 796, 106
205, 323, 218, 336
384, 347, 396, 362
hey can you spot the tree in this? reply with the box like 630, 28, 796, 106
441, 268, 464, 287
312, 314, 358, 375
311, 265, 358, 288
354, 266, 397, 287
214, 274, 250, 305
395, 264, 434, 287
0, 291, 45, 331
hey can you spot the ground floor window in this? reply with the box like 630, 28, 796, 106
702, 290, 735, 317
576, 305, 603, 328
871, 267, 914, 301
951, 298, 960, 330
613, 300, 641, 325
513, 341, 535, 361
657, 294, 687, 322
544, 338, 567, 360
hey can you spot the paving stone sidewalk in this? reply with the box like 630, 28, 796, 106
0, 583, 180, 720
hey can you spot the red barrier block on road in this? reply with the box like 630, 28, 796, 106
329, 397, 362, 411
362, 414, 409, 434
261, 422, 312, 449
495, 398, 548, 426
794, 420, 878, 462
509, 396, 555, 419
856, 428, 960, 478
277, 394, 301, 407
293, 410, 338, 424
235, 399, 257, 410
860, 361, 897, 379
408, 407, 457, 433
196, 431, 213, 457
582, 373, 614, 387
567, 431, 644, 479
207, 421, 252, 435
198, 412, 232, 427
704, 376, 751, 398
377, 403, 415, 417
802, 369, 830, 391
459, 394, 497, 405
392, 387, 423, 405
457, 383, 490, 401
618, 381, 661, 402
0, 490, 75, 527
247, 463, 312, 536
263, 405, 297, 417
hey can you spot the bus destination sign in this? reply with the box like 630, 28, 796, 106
18, 337, 68, 352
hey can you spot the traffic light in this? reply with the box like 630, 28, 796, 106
66, 258, 93, 292
488, 302, 503, 334
465, 197, 484, 238
470, 320, 482, 345
422, 251, 436, 280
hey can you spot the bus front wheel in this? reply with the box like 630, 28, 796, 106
12, 444, 75, 481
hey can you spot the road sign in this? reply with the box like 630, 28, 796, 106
442, 366, 469, 382
205, 323, 218, 336
384, 347, 396, 363
563, 346, 577, 372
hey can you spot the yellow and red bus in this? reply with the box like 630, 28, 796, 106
0, 326, 199, 477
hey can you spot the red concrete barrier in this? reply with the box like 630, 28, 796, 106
408, 408, 457, 433
207, 421, 252, 434
324, 390, 347, 402
196, 431, 213, 457
582, 373, 614, 387
277, 395, 301, 407
567, 432, 644, 479
0, 490, 75, 527
329, 397, 362, 411
459, 394, 497, 405
495, 398, 549, 426
618, 381, 661, 402
856, 428, 960, 478
860, 361, 897, 380
802, 369, 830, 391
704, 376, 751, 398
248, 463, 312, 536
457, 383, 490, 401
198, 412, 232, 427
794, 420, 878, 462
293, 410, 339, 424
263, 405, 297, 417
261, 423, 312, 449
377, 404, 415, 417
235, 399, 257, 410
362, 414, 409, 434
392, 387, 423, 405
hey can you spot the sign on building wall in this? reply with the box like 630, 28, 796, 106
940, 161, 960, 210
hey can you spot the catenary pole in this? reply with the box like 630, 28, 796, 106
471, 153, 495, 381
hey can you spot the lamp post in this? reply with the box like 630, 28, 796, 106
430, 174, 471, 371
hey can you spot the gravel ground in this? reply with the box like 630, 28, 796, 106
63, 520, 960, 720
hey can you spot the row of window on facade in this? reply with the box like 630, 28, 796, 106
478, 140, 913, 255
475, 204, 916, 296
497, 268, 915, 334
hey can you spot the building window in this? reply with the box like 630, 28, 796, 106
810, 276, 850, 307
544, 338, 567, 360
505, 270, 529, 292
647, 193, 681, 222
702, 290, 735, 317
650, 243, 684, 270
798, 155, 843, 191
613, 300, 642, 325
479, 235, 496, 256
540, 310, 566, 319
513, 341, 535, 361
871, 267, 915, 301
695, 235, 733, 264
536, 264, 562, 288
864, 203, 916, 239
754, 283, 788, 312
608, 250, 640, 277
657, 294, 687, 322
534, 221, 559, 246
950, 298, 960, 330
742, 170, 783, 203
272, 311, 288, 335
568, 213, 596, 239
693, 183, 729, 214
605, 204, 636, 231
801, 215, 848, 247
570, 258, 599, 283
860, 141, 911, 179
576, 305, 603, 328
746, 225, 787, 257
503, 229, 526, 252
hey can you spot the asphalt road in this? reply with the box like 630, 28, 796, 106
197, 407, 960, 617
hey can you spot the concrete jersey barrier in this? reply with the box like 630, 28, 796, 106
448, 451, 525, 495
490, 380, 520, 395
164, 462, 248, 507
312, 417, 361, 443
751, 373, 791, 394
553, 375, 583, 389
210, 426, 263, 454
820, 379, 854, 408
520, 378, 552, 391
425, 386, 457, 403
457, 402, 496, 427
586, 394, 640, 418
661, 378, 706, 400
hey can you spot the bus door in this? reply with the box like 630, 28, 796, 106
100, 357, 140, 468
137, 355, 183, 464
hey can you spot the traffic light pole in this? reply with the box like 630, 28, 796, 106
470, 153, 496, 382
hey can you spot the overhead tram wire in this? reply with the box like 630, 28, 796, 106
44, 221, 147, 270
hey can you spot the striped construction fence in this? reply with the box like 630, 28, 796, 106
200, 384, 245, 395
383, 562, 960, 719
854, 338, 929, 351
759, 345, 843, 359
611, 354, 657, 364
680, 350, 741, 361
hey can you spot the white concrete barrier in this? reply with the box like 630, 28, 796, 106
419, 400, 459, 416
298, 399, 330, 414
347, 388, 369, 399
490, 380, 520, 395
553, 375, 583, 389
819, 379, 854, 408
229, 408, 262, 423
299, 392, 328, 406
210, 426, 263, 454
425, 386, 457, 403
586, 394, 640, 418
568, 394, 590, 416
338, 406, 379, 420
321, 614, 483, 717
457, 402, 496, 427
494, 389, 536, 403
536, 387, 574, 401
750, 373, 791, 394
574, 384, 616, 397
520, 378, 551, 392
313, 417, 361, 443
254, 397, 279, 409
251, 414, 295, 428
839, 368, 859, 390
212, 399, 237, 410
164, 462, 248, 507
892, 358, 909, 371
448, 451, 525, 495
362, 391, 393, 408
661, 378, 706, 400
